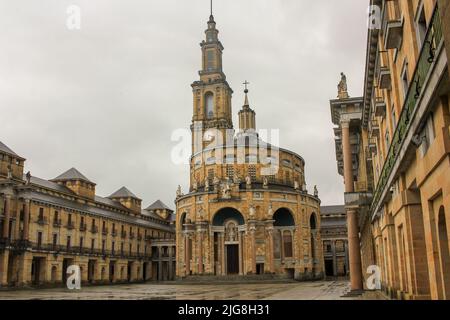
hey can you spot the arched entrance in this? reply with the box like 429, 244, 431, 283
212, 208, 245, 276
273, 208, 296, 278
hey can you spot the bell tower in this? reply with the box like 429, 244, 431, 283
191, 5, 234, 153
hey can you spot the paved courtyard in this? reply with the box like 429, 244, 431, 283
0, 280, 382, 300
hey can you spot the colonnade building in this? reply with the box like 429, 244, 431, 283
330, 0, 450, 299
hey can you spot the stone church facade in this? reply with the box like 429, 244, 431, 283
175, 13, 323, 280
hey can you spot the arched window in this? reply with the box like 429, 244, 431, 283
310, 213, 317, 230
205, 92, 214, 119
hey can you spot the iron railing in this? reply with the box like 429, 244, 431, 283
371, 4, 443, 214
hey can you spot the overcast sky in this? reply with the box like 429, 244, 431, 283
0, 0, 368, 209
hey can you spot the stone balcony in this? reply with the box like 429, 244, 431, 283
384, 19, 403, 50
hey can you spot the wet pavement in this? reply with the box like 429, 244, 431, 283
0, 280, 381, 300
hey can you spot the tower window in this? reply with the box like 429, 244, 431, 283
207, 51, 214, 71
205, 92, 214, 118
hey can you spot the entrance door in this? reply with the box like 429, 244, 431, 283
88, 260, 96, 283
143, 262, 147, 281
256, 263, 264, 275
226, 245, 239, 275
127, 262, 132, 282
109, 261, 115, 283
62, 258, 73, 284
31, 258, 40, 285
325, 259, 334, 277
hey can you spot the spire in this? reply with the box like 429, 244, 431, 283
238, 81, 256, 133
210, 0, 213, 19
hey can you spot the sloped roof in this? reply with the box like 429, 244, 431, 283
145, 200, 172, 212
109, 186, 141, 200
0, 141, 24, 159
51, 168, 94, 184
320, 205, 345, 215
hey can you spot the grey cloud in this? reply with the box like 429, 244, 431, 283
0, 0, 369, 207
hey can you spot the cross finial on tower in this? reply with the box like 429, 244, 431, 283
243, 80, 250, 93
211, 0, 213, 16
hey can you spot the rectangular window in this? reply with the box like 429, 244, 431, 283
283, 231, 293, 258
207, 50, 214, 70
391, 106, 397, 131
38, 208, 44, 220
226, 165, 234, 180
401, 62, 409, 99
91, 239, 95, 251
67, 236, 71, 249
37, 232, 42, 248
421, 113, 436, 156
52, 234, 58, 247
79, 237, 84, 248
415, 4, 427, 49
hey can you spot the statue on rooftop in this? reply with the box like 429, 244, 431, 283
337, 72, 349, 99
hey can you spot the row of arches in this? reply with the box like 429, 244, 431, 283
179, 207, 318, 229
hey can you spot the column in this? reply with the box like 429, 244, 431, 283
238, 232, 243, 275
185, 234, 191, 276
15, 204, 21, 240
331, 241, 337, 277
168, 247, 173, 280
220, 233, 225, 275
197, 230, 203, 274
0, 251, 9, 286
341, 120, 363, 291
17, 252, 32, 286
2, 195, 11, 239
158, 246, 162, 281
267, 228, 274, 273
249, 224, 256, 274
23, 199, 30, 241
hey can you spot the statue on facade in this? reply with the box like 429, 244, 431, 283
267, 202, 273, 219
263, 176, 268, 188
26, 171, 31, 184
213, 176, 220, 192
196, 207, 204, 220
233, 173, 241, 185
205, 177, 210, 192
7, 164, 12, 179
222, 179, 232, 199
249, 204, 256, 219
176, 185, 183, 198
337, 72, 349, 99
314, 185, 319, 197
294, 180, 300, 191
302, 183, 307, 193
192, 178, 198, 192
245, 175, 252, 188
